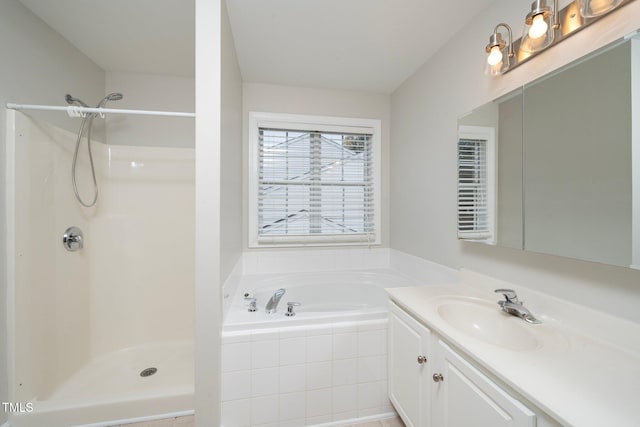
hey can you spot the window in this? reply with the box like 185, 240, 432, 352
249, 112, 381, 247
457, 126, 496, 244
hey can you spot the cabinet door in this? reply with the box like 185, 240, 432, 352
431, 340, 536, 427
388, 302, 431, 427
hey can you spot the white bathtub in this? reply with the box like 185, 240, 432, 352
221, 269, 420, 427
224, 269, 420, 331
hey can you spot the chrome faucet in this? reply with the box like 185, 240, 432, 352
265, 288, 286, 314
494, 288, 541, 324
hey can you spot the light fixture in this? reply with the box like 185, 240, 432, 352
578, 0, 624, 17
485, 24, 514, 76
484, 0, 634, 76
520, 0, 558, 53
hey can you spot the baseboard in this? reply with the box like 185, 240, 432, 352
309, 412, 397, 427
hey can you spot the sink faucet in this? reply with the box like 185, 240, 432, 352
265, 288, 286, 314
494, 289, 541, 324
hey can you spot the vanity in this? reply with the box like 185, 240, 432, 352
386, 270, 640, 427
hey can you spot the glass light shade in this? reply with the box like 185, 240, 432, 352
578, 0, 623, 17
520, 12, 555, 53
485, 45, 510, 76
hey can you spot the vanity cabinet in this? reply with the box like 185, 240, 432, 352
388, 301, 537, 427
388, 302, 431, 427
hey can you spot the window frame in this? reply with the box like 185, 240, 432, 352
457, 125, 497, 245
248, 111, 381, 248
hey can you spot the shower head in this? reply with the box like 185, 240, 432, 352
96, 93, 124, 108
65, 94, 89, 108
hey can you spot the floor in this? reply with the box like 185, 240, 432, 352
117, 415, 406, 427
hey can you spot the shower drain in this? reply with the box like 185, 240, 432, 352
140, 367, 158, 377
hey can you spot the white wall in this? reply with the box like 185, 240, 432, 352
105, 71, 195, 148
220, 0, 244, 283
195, 0, 222, 425
0, 0, 105, 420
390, 0, 640, 323
242, 83, 391, 249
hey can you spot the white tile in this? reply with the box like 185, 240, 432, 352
279, 391, 306, 421
332, 384, 357, 414
358, 406, 386, 417
358, 319, 387, 332
333, 332, 358, 359
332, 410, 359, 423
358, 330, 386, 357
357, 381, 385, 410
307, 334, 332, 363
306, 361, 332, 390
251, 328, 279, 342
222, 342, 251, 373
306, 324, 333, 336
251, 339, 279, 368
306, 414, 332, 425
279, 364, 306, 393
306, 388, 332, 418
221, 399, 251, 427
280, 337, 306, 366
222, 331, 251, 344
251, 367, 280, 397
280, 325, 308, 339
332, 358, 358, 386
252, 423, 279, 427
221, 371, 251, 401
358, 356, 386, 383
251, 395, 279, 425
278, 419, 306, 427
332, 321, 358, 334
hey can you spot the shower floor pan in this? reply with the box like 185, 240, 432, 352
10, 341, 194, 427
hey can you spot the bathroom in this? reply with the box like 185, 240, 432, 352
1, 0, 639, 426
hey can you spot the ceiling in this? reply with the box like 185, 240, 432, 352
20, 0, 495, 93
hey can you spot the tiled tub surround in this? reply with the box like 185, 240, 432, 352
221, 250, 459, 426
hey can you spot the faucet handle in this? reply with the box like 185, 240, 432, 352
494, 288, 521, 304
285, 302, 301, 317
245, 296, 257, 312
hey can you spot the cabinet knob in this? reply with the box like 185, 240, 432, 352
432, 373, 444, 382
417, 355, 427, 364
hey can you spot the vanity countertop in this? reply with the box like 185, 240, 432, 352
386, 270, 640, 427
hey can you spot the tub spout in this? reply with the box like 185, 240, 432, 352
265, 288, 286, 314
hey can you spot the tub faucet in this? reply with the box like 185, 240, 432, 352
494, 289, 541, 324
265, 288, 286, 314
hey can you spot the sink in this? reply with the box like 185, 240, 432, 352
435, 296, 541, 351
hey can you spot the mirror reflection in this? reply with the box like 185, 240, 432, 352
458, 33, 640, 270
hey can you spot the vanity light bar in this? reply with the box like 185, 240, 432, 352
487, 0, 636, 74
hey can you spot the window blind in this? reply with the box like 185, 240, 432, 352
258, 128, 375, 243
457, 138, 492, 240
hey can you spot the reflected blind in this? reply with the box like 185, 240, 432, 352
457, 138, 491, 240
258, 128, 374, 243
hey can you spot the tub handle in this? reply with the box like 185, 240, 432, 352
245, 297, 257, 312
285, 302, 301, 317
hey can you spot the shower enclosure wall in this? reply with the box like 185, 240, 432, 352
6, 109, 195, 426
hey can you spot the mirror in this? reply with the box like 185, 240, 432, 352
458, 33, 640, 269
458, 89, 523, 250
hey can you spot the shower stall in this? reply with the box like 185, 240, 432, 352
5, 100, 195, 426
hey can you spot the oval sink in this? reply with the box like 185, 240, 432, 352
436, 296, 541, 351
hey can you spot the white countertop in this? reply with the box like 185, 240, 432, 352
386, 270, 640, 427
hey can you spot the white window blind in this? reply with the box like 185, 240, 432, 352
457, 126, 496, 243
258, 128, 375, 244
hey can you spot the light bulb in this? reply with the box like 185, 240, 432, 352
528, 14, 548, 39
487, 46, 503, 66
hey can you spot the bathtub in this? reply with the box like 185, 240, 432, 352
221, 269, 420, 427
224, 269, 420, 330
